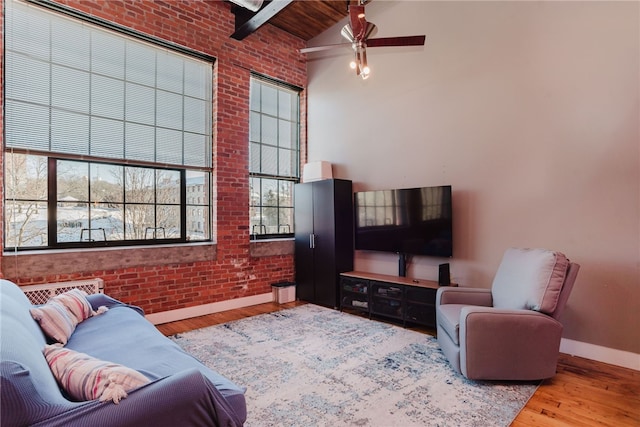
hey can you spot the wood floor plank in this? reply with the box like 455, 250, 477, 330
156, 302, 640, 426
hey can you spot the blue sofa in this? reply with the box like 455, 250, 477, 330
0, 279, 247, 426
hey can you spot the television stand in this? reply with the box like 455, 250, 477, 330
339, 271, 456, 328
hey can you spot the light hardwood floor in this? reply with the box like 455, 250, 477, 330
156, 301, 640, 427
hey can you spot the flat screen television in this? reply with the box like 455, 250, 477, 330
354, 185, 453, 258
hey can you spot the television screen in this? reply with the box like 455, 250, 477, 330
354, 185, 452, 257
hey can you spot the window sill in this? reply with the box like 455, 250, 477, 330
1, 242, 217, 278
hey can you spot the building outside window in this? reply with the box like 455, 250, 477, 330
249, 76, 301, 239
3, 0, 213, 250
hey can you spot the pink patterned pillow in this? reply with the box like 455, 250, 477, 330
49, 288, 93, 323
43, 345, 150, 404
30, 302, 78, 344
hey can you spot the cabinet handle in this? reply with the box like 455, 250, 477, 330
309, 233, 316, 249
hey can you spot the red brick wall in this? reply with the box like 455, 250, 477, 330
0, 0, 305, 314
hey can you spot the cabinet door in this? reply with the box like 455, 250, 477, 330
294, 182, 315, 302
311, 180, 339, 307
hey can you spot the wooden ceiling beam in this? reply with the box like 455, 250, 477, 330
231, 0, 293, 41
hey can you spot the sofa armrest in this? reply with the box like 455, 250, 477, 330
436, 287, 493, 307
86, 293, 145, 317
31, 368, 243, 427
459, 306, 563, 380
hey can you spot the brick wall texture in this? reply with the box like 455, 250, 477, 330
0, 0, 306, 314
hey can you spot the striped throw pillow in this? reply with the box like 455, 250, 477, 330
30, 302, 78, 344
50, 289, 93, 323
43, 345, 151, 404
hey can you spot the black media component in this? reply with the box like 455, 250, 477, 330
354, 185, 453, 258
438, 263, 450, 286
398, 253, 407, 277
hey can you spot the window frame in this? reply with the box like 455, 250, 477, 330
249, 75, 302, 241
3, 0, 215, 252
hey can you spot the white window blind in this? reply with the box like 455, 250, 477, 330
5, 0, 212, 169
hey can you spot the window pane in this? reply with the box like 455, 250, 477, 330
57, 202, 89, 242
278, 90, 296, 120
261, 179, 278, 206
5, 153, 48, 201
126, 40, 156, 86
51, 109, 90, 155
157, 90, 182, 129
261, 84, 277, 116
91, 203, 125, 241
278, 119, 295, 149
279, 207, 293, 234
92, 75, 124, 119
278, 148, 292, 177
183, 133, 208, 167
250, 142, 261, 173
51, 65, 90, 112
157, 51, 183, 93
51, 16, 90, 70
91, 117, 125, 159
5, 101, 50, 151
125, 123, 155, 161
5, 201, 48, 247
57, 160, 89, 202
91, 31, 125, 78
261, 115, 277, 146
157, 205, 180, 238
126, 83, 155, 125
157, 170, 181, 204
278, 181, 293, 208
6, 52, 50, 104
186, 205, 208, 241
184, 97, 207, 134
90, 164, 123, 203
125, 205, 155, 239
250, 111, 261, 143
157, 128, 183, 165
125, 167, 155, 203
262, 145, 277, 175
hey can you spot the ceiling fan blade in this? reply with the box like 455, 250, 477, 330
299, 43, 351, 54
366, 35, 426, 48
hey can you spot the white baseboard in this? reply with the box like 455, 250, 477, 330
560, 338, 640, 371
145, 292, 273, 325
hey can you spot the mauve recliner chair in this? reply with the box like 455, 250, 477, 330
435, 247, 580, 380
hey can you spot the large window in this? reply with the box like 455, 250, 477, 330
249, 76, 300, 239
4, 0, 213, 250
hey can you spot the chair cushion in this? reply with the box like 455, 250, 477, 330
491, 248, 569, 315
437, 304, 466, 345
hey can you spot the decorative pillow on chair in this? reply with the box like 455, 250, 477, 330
43, 345, 151, 404
30, 302, 78, 345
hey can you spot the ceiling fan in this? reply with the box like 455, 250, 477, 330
299, 0, 426, 79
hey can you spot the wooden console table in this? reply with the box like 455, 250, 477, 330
339, 271, 456, 328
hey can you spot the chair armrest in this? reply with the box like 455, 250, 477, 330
436, 287, 493, 307
31, 369, 243, 427
86, 293, 145, 317
459, 307, 563, 380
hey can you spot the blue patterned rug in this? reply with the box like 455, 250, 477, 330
171, 304, 538, 426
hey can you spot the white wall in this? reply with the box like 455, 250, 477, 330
306, 1, 639, 361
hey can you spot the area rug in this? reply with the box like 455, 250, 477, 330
170, 304, 538, 427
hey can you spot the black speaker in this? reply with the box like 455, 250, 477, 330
438, 263, 450, 286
